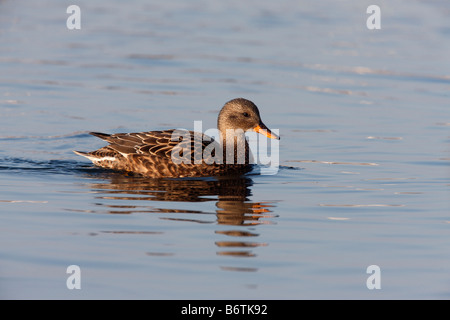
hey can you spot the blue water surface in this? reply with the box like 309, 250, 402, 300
0, 0, 449, 299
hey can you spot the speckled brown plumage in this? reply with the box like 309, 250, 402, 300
74, 98, 279, 178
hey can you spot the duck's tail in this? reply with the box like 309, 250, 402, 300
73, 132, 112, 162
73, 150, 97, 162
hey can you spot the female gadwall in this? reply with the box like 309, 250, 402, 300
74, 98, 279, 178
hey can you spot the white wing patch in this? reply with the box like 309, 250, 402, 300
93, 156, 117, 163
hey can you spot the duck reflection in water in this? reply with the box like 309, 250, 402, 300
80, 172, 277, 260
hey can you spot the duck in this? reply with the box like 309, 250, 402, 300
74, 98, 279, 178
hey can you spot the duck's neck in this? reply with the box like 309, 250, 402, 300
219, 129, 249, 165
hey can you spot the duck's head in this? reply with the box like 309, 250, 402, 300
217, 98, 280, 140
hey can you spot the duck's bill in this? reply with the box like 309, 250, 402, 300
253, 123, 280, 140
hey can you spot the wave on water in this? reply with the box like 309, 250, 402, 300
0, 131, 91, 141
0, 157, 101, 176
0, 156, 297, 179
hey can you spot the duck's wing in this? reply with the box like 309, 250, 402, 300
90, 130, 218, 162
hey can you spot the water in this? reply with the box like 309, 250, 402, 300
1, 0, 449, 299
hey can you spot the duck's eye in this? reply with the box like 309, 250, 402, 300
243, 112, 249, 117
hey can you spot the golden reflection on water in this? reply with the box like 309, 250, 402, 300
75, 173, 278, 267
